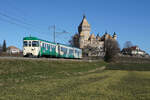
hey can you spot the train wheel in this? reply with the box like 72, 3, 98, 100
29, 54, 33, 58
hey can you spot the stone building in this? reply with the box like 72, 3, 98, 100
72, 15, 117, 56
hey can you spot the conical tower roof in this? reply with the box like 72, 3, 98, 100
89, 33, 96, 39
79, 15, 90, 27
96, 33, 101, 40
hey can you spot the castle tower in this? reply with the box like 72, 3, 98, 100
78, 15, 91, 48
96, 33, 101, 41
113, 32, 117, 40
79, 34, 84, 48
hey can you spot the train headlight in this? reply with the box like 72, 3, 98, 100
32, 48, 35, 51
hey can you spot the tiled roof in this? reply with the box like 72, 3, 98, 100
7, 46, 19, 50
89, 34, 96, 39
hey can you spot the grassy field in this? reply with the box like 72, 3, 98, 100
0, 59, 150, 100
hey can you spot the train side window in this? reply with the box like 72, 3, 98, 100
54, 45, 56, 50
52, 45, 56, 50
23, 41, 28, 47
29, 41, 31, 47
42, 43, 44, 48
49, 45, 51, 50
79, 51, 82, 56
44, 43, 46, 48
46, 44, 49, 50
69, 49, 73, 55
47, 44, 48, 49
75, 50, 78, 55
61, 47, 67, 54
78, 51, 80, 56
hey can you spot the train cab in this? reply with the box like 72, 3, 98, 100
23, 37, 40, 57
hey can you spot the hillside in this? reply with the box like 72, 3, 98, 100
0, 59, 150, 100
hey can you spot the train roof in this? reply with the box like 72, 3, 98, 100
57, 43, 81, 50
23, 37, 81, 50
23, 37, 56, 45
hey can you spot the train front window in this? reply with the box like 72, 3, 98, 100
23, 41, 28, 47
29, 41, 31, 47
32, 41, 39, 47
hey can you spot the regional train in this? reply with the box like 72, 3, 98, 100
23, 37, 82, 59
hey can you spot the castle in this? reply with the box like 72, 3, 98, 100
72, 15, 117, 56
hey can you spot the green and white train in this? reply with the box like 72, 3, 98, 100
23, 37, 82, 59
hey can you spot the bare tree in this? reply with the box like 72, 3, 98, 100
124, 41, 133, 48
104, 39, 120, 62
68, 37, 74, 46
68, 34, 79, 47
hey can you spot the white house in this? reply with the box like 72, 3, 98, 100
122, 46, 147, 57
7, 46, 20, 54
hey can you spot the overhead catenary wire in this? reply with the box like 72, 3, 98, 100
0, 3, 73, 44
0, 0, 32, 24
0, 16, 32, 30
0, 11, 50, 36
0, 12, 36, 28
0, 12, 74, 44
0, 2, 46, 33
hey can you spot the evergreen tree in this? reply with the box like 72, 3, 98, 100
2, 40, 6, 52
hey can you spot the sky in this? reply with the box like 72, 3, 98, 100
0, 0, 150, 54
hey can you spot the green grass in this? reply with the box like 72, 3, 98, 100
0, 59, 150, 100
106, 63, 150, 71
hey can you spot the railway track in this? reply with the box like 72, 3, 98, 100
0, 56, 98, 62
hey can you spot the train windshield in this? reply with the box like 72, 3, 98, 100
23, 41, 28, 47
32, 41, 39, 47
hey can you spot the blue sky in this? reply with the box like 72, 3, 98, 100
0, 0, 150, 54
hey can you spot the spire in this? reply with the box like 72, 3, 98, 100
113, 32, 116, 35
89, 33, 96, 39
113, 32, 117, 40
83, 14, 86, 19
105, 30, 108, 34
97, 32, 100, 37
96, 33, 101, 41
79, 14, 90, 27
